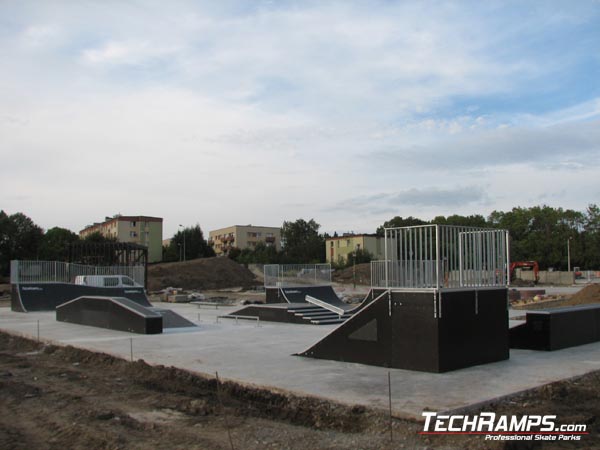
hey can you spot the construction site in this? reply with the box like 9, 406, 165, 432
1, 225, 599, 449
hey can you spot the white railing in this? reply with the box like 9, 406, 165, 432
305, 295, 345, 316
264, 264, 332, 287
372, 225, 509, 289
10, 260, 145, 286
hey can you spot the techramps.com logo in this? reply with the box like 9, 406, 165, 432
420, 412, 588, 442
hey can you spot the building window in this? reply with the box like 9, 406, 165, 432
130, 231, 137, 238
130, 221, 136, 227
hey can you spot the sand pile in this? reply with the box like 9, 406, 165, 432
147, 257, 259, 292
561, 283, 600, 306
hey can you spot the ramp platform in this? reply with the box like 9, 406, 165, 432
56, 296, 162, 334
299, 288, 509, 372
510, 303, 600, 351
12, 282, 151, 312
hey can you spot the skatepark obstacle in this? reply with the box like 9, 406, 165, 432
300, 225, 511, 372
10, 260, 149, 312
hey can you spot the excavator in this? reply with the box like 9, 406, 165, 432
509, 261, 539, 284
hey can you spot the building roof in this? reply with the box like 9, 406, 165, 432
80, 215, 163, 233
325, 233, 380, 241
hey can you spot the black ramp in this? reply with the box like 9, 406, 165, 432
56, 296, 162, 334
299, 291, 392, 367
510, 304, 600, 351
148, 308, 197, 328
12, 282, 151, 312
300, 288, 509, 373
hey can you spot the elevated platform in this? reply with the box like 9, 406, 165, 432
510, 303, 600, 351
299, 288, 509, 373
11, 282, 151, 312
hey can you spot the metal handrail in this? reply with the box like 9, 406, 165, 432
305, 295, 345, 316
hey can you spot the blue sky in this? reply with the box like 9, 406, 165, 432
0, 0, 599, 237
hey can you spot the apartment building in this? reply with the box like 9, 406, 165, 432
209, 225, 281, 256
326, 234, 384, 264
79, 215, 163, 262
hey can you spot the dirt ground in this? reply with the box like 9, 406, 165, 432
1, 332, 598, 450
147, 258, 259, 292
332, 263, 371, 285
512, 284, 600, 310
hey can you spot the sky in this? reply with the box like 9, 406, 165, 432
1, 0, 599, 238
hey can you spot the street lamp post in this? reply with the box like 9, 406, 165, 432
353, 244, 359, 290
567, 237, 572, 274
179, 224, 186, 262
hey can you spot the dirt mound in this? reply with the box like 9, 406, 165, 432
561, 283, 600, 306
147, 257, 259, 292
332, 263, 371, 286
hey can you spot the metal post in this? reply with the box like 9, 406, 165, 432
384, 229, 389, 288
388, 371, 393, 443
567, 237, 572, 274
505, 231, 511, 287
179, 224, 186, 261
435, 225, 440, 290
130, 338, 133, 362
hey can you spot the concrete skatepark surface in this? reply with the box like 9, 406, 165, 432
1, 301, 600, 419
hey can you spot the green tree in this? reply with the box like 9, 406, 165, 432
281, 218, 325, 263
488, 206, 584, 269
236, 242, 280, 265
39, 227, 79, 261
346, 248, 373, 266
582, 204, 600, 268
376, 216, 427, 235
431, 214, 487, 227
83, 231, 116, 243
169, 224, 215, 261
0, 211, 44, 275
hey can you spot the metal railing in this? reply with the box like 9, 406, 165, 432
264, 264, 332, 287
10, 260, 145, 286
371, 225, 509, 289
305, 295, 345, 316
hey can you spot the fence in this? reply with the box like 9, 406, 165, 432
264, 264, 332, 287
10, 260, 145, 286
371, 225, 509, 289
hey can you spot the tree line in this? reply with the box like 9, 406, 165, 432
2, 204, 599, 278
376, 205, 600, 270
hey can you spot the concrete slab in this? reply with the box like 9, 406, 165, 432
1, 302, 600, 419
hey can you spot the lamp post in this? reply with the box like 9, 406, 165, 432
179, 224, 186, 262
567, 237, 572, 274
353, 244, 359, 290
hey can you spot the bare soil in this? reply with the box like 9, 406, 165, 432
513, 284, 600, 310
147, 257, 259, 292
560, 284, 600, 306
332, 263, 371, 286
1, 332, 599, 449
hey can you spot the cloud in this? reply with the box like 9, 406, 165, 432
329, 186, 489, 215
81, 41, 180, 66
367, 116, 600, 171
0, 1, 599, 236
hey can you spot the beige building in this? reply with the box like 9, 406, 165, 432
209, 225, 281, 256
80, 215, 163, 263
326, 234, 384, 264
